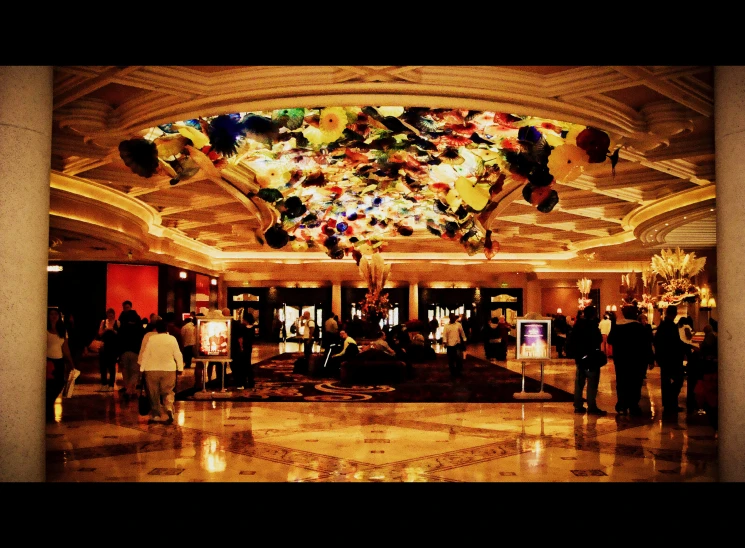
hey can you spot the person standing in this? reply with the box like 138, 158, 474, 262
227, 310, 243, 389
300, 310, 316, 364
97, 308, 120, 392
572, 305, 607, 415
553, 312, 568, 358
442, 313, 467, 378
483, 316, 500, 364
236, 312, 257, 390
180, 312, 196, 369
654, 305, 689, 418
323, 313, 339, 352
495, 315, 510, 361
138, 319, 183, 424
599, 313, 612, 358
118, 300, 145, 402
607, 305, 654, 415
46, 308, 77, 421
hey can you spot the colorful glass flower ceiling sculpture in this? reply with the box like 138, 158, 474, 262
118, 106, 621, 261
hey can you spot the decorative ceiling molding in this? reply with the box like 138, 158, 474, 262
48, 65, 716, 282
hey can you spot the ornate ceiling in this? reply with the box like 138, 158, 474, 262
49, 66, 716, 283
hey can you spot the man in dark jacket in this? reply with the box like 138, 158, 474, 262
653, 305, 688, 417
572, 305, 607, 415
608, 305, 654, 415
118, 300, 145, 401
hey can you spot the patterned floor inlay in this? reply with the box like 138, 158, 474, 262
148, 468, 186, 475
571, 470, 608, 477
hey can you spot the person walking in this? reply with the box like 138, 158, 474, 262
572, 305, 607, 415
653, 305, 689, 418
118, 300, 145, 402
46, 308, 77, 421
137, 319, 184, 424
442, 313, 467, 378
607, 305, 654, 415
97, 308, 120, 392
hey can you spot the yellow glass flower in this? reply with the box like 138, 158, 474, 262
255, 161, 292, 188
290, 239, 309, 252
176, 124, 211, 150
318, 106, 348, 142
301, 125, 326, 147
454, 177, 489, 211
547, 144, 589, 182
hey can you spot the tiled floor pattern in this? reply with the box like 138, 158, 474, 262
46, 342, 718, 482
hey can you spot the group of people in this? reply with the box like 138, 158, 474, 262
482, 315, 510, 363
571, 303, 717, 420
48, 299, 718, 424
46, 301, 259, 424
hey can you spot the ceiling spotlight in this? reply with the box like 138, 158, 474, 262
179, 271, 187, 279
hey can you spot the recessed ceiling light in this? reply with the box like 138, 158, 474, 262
683, 216, 687, 219
710, 208, 715, 212
665, 223, 669, 226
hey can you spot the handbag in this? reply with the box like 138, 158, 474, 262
579, 348, 607, 371
138, 378, 150, 416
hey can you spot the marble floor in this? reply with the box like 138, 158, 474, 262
46, 342, 718, 482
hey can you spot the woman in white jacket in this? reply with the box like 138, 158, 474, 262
138, 319, 183, 424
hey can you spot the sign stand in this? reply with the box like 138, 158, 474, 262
194, 358, 231, 393
513, 360, 552, 400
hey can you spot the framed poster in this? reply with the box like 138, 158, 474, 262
196, 318, 231, 359
516, 319, 551, 360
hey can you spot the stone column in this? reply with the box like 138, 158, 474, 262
714, 66, 745, 482
331, 283, 341, 318
0, 66, 53, 482
408, 282, 419, 320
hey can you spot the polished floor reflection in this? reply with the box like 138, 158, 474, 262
46, 342, 717, 482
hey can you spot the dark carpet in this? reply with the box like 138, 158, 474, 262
176, 352, 574, 403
